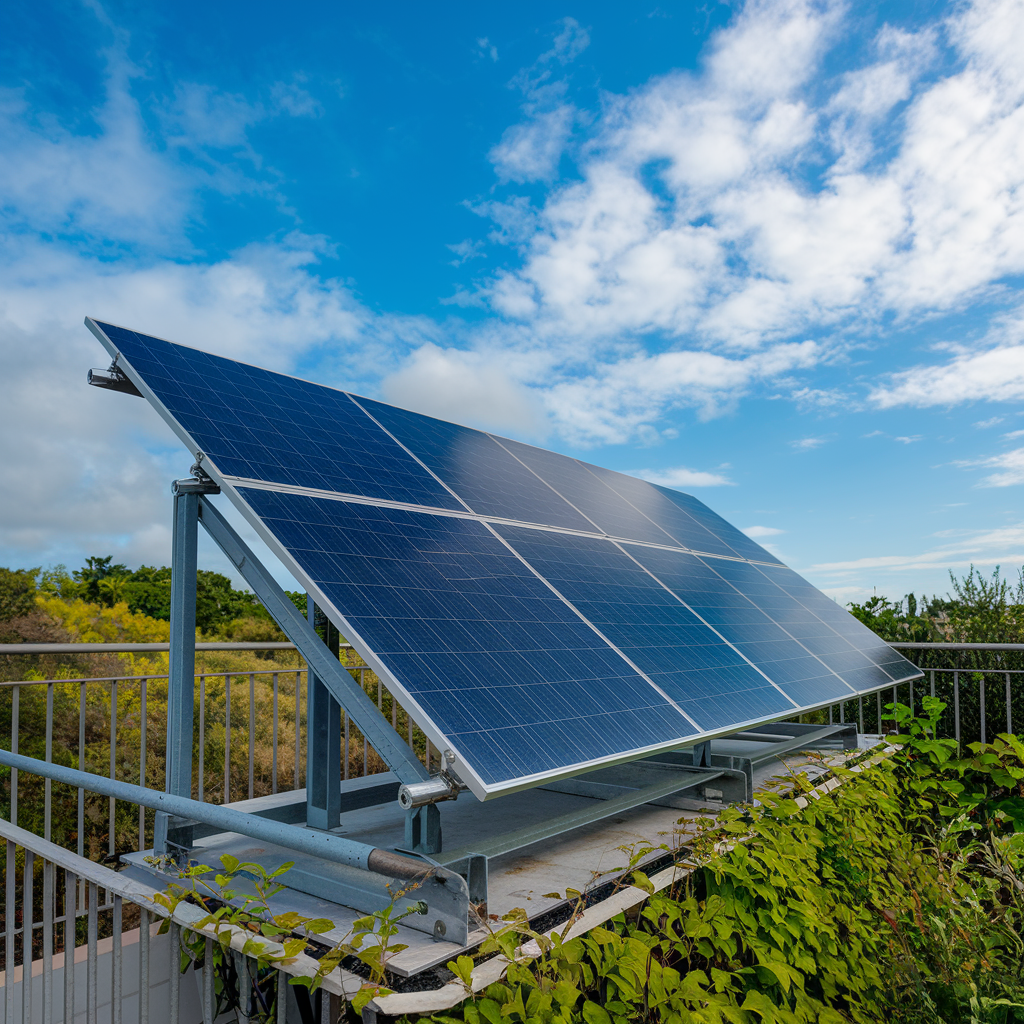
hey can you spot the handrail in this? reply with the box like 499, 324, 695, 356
0, 641, 353, 654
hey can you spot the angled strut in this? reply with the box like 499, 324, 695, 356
196, 495, 429, 785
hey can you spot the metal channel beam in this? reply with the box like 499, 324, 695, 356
197, 496, 428, 785
438, 768, 726, 865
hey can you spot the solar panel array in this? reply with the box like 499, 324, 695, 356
86, 318, 921, 798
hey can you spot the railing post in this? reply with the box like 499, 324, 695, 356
306, 599, 342, 830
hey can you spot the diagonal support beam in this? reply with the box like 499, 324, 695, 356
197, 496, 429, 785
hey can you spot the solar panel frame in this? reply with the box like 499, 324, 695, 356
86, 317, 923, 800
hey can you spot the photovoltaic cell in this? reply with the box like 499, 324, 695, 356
622, 544, 859, 706
237, 487, 698, 785
92, 322, 461, 510
86, 318, 923, 797
496, 438, 681, 547
356, 397, 596, 532
494, 526, 797, 730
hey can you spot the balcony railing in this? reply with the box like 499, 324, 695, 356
0, 639, 1017, 1021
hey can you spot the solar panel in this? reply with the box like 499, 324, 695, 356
86, 318, 922, 799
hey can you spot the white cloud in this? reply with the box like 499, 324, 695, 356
959, 446, 1024, 487
812, 521, 1024, 575
489, 18, 590, 183
633, 466, 733, 488
742, 525, 784, 538
490, 105, 576, 183
791, 436, 828, 450
458, 0, 1024, 438
871, 327, 1024, 409
379, 343, 547, 435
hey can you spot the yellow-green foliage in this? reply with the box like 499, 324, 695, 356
35, 593, 172, 677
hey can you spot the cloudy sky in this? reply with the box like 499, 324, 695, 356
3, 0, 1024, 605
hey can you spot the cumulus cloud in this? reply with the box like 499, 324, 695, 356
464, 0, 1024, 436
379, 343, 547, 435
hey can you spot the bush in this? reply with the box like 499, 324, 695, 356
413, 702, 1024, 1024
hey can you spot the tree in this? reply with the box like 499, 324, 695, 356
0, 567, 39, 621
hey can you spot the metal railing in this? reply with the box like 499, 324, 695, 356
0, 650, 441, 857
0, 639, 1018, 1020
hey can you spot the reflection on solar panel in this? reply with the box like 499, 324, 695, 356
86, 318, 921, 799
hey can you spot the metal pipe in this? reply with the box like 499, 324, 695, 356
0, 748, 435, 880
0, 642, 311, 654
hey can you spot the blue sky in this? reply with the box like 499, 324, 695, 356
3, 0, 1024, 606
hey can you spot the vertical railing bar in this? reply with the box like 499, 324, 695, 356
909, 679, 914, 718
203, 937, 214, 1024
377, 676, 382, 711
344, 714, 350, 782
45, 682, 53, 842
139, 907, 150, 1024
77, 683, 85, 872
109, 679, 118, 858
111, 895, 122, 1024
391, 689, 397, 730
43, 859, 53, 1024
363, 721, 368, 777
10, 685, 18, 828
64, 870, 75, 1024
858, 696, 864, 733
876, 691, 882, 732
249, 673, 256, 801
839, 700, 844, 725
23, 851, 33, 1024
408, 711, 413, 750
168, 922, 180, 1024
981, 676, 987, 745
426, 738, 431, 772
277, 970, 288, 1023
1008, 672, 1013, 735
140, 677, 148, 847
87, 882, 98, 1024
272, 672, 279, 795
3, 841, 12, 1024
828, 704, 833, 725
294, 671, 301, 791
954, 670, 960, 745
360, 668, 368, 776
199, 675, 206, 803
930, 669, 935, 698
225, 675, 232, 804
